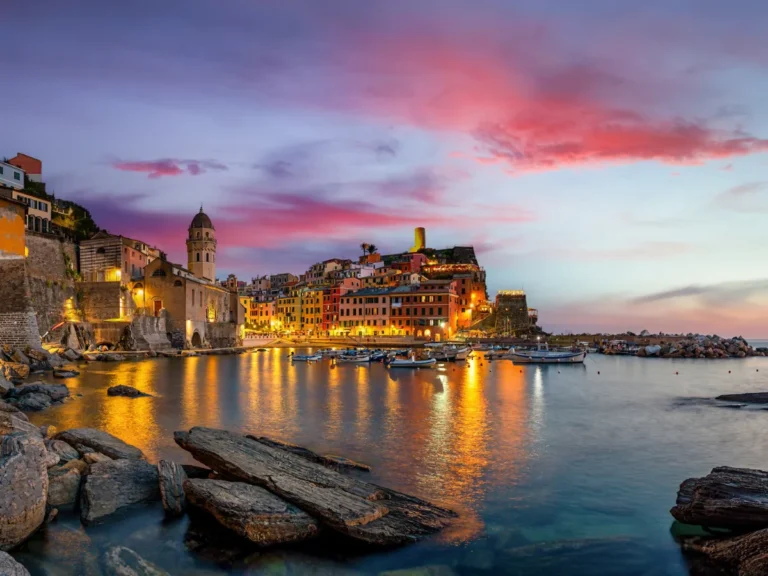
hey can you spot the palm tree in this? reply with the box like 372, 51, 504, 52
367, 244, 378, 255
360, 243, 368, 257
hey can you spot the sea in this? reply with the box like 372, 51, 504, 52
14, 349, 768, 575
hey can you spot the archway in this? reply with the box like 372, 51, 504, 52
191, 331, 202, 348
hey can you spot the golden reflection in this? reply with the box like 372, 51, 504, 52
325, 357, 342, 440
354, 363, 370, 441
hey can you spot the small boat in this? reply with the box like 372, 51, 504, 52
370, 351, 388, 362
337, 355, 371, 363
454, 346, 472, 360
388, 356, 436, 368
256, 348, 268, 352
507, 343, 585, 364
292, 353, 322, 361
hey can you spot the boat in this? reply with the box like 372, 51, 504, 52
291, 353, 322, 361
507, 343, 585, 364
337, 354, 371, 363
370, 351, 388, 362
388, 356, 436, 368
430, 345, 473, 362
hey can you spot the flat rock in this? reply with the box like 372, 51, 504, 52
681, 528, 768, 575
80, 459, 160, 524
102, 545, 169, 576
0, 412, 41, 438
53, 369, 79, 379
45, 439, 79, 463
157, 460, 186, 517
184, 478, 318, 545
0, 435, 49, 551
107, 385, 151, 398
9, 383, 69, 403
249, 436, 371, 472
83, 452, 112, 465
56, 428, 145, 460
0, 551, 31, 575
47, 466, 82, 507
671, 466, 768, 530
175, 427, 455, 545
63, 349, 81, 362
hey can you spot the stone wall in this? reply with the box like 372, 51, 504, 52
0, 257, 41, 348
91, 321, 130, 347
80, 282, 122, 320
205, 322, 240, 349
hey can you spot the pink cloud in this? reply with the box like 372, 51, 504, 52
112, 159, 227, 178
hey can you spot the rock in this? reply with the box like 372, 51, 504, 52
716, 392, 768, 404
53, 369, 79, 379
56, 428, 145, 460
681, 528, 768, 575
0, 435, 49, 551
45, 508, 58, 523
0, 401, 27, 421
48, 354, 64, 368
175, 427, 455, 545
671, 466, 768, 530
103, 354, 126, 362
107, 386, 152, 398
63, 349, 81, 362
101, 545, 169, 576
1, 363, 29, 381
8, 383, 70, 403
0, 372, 13, 397
184, 479, 318, 545
0, 552, 31, 575
47, 466, 82, 507
43, 449, 60, 468
0, 412, 41, 437
157, 460, 187, 517
80, 459, 160, 524
181, 464, 212, 479
11, 350, 30, 366
39, 425, 57, 439
8, 392, 51, 411
83, 452, 112, 465
249, 436, 371, 472
25, 349, 48, 363
45, 439, 80, 463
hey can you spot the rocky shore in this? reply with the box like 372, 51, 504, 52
0, 416, 456, 574
637, 335, 762, 359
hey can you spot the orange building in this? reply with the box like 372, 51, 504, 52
389, 280, 460, 340
0, 194, 28, 258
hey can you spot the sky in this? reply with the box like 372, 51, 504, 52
3, 0, 768, 336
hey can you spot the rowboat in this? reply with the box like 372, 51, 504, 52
507, 343, 585, 364
337, 355, 371, 363
388, 357, 436, 368
292, 353, 322, 361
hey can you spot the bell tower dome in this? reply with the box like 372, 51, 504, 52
186, 206, 216, 281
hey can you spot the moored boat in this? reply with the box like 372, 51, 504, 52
507, 343, 585, 364
337, 354, 371, 363
292, 353, 322, 361
388, 356, 436, 368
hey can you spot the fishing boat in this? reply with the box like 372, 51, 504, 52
291, 353, 322, 361
388, 356, 436, 368
431, 345, 473, 361
337, 354, 371, 363
370, 351, 388, 362
507, 343, 585, 364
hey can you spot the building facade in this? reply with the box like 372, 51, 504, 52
81, 231, 160, 284
8, 153, 42, 182
0, 161, 24, 190
495, 290, 531, 335
186, 208, 216, 281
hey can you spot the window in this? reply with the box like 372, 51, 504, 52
438, 296, 443, 302
13, 172, 20, 181
0, 166, 3, 174
196, 253, 200, 262
422, 308, 426, 315
96, 247, 106, 254
429, 308, 434, 315
206, 253, 210, 262
174, 280, 183, 287
151, 269, 166, 277
438, 307, 443, 315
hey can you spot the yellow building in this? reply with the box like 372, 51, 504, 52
301, 287, 324, 334
276, 289, 301, 333
241, 297, 276, 332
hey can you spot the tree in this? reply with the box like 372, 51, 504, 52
360, 243, 369, 256
367, 244, 377, 255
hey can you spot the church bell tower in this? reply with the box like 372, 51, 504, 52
187, 207, 217, 281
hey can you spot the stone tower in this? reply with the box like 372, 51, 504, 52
187, 207, 216, 281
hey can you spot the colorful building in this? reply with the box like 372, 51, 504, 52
389, 280, 460, 340
301, 287, 324, 334
81, 231, 161, 284
338, 288, 393, 336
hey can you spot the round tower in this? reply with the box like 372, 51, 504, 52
409, 227, 426, 253
187, 207, 216, 281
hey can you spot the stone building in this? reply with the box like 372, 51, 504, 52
186, 207, 216, 281
80, 231, 161, 284
495, 290, 531, 336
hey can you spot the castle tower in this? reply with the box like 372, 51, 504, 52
187, 207, 216, 281
409, 227, 426, 253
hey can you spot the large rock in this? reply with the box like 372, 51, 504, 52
47, 466, 82, 507
80, 459, 160, 524
0, 435, 49, 551
9, 383, 69, 403
157, 460, 186, 517
101, 546, 169, 576
0, 372, 13, 397
10, 350, 29, 366
8, 393, 51, 412
184, 479, 318, 545
249, 436, 371, 472
671, 467, 768, 530
47, 354, 64, 368
681, 528, 768, 576
0, 552, 31, 575
45, 439, 80, 463
107, 386, 151, 398
56, 428, 145, 460
0, 401, 27, 422
63, 349, 81, 362
0, 412, 41, 438
1, 363, 29, 381
175, 427, 455, 545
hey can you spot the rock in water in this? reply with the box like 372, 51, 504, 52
0, 551, 31, 575
175, 427, 455, 545
716, 392, 768, 404
681, 528, 768, 575
8, 383, 69, 403
248, 435, 371, 472
184, 479, 318, 545
1, 363, 29, 381
45, 439, 79, 463
55, 428, 144, 460
0, 412, 41, 438
101, 545, 169, 576
9, 393, 51, 412
671, 466, 768, 530
80, 460, 160, 524
157, 460, 186, 517
107, 385, 151, 398
53, 370, 79, 379
0, 435, 49, 551
47, 466, 82, 507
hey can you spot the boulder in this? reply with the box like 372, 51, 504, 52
60, 459, 89, 475
0, 552, 31, 576
83, 452, 112, 465
175, 427, 455, 545
0, 435, 49, 551
53, 370, 79, 379
681, 528, 768, 576
157, 460, 186, 517
107, 386, 151, 398
55, 428, 145, 460
39, 425, 56, 439
0, 372, 13, 397
103, 354, 126, 362
8, 393, 51, 412
0, 412, 41, 438
8, 383, 69, 403
1, 363, 29, 381
45, 439, 80, 463
249, 436, 371, 472
671, 467, 768, 530
48, 354, 64, 368
63, 349, 81, 362
101, 545, 169, 576
25, 349, 48, 363
184, 478, 318, 545
0, 401, 27, 421
80, 459, 160, 524
47, 466, 82, 507
11, 350, 29, 366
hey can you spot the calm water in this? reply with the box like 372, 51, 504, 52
14, 351, 768, 575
